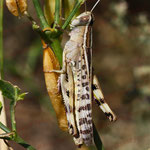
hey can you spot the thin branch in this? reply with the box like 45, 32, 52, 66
32, 0, 50, 29
54, 0, 85, 37
10, 101, 16, 131
24, 12, 51, 44
0, 1, 8, 150
0, 122, 11, 133
62, 0, 85, 30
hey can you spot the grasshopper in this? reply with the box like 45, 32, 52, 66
47, 0, 117, 146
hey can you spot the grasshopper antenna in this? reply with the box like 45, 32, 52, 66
91, 0, 101, 12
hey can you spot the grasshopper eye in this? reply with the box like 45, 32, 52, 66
80, 16, 90, 23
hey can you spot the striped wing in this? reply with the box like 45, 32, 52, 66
61, 65, 78, 136
73, 56, 93, 146
73, 25, 93, 146
92, 75, 117, 121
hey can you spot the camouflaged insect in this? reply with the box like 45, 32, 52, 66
49, 1, 117, 146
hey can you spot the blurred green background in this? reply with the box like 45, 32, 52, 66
2, 0, 150, 150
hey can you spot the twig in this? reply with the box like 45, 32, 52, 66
32, 0, 49, 29
0, 1, 8, 150
10, 100, 16, 131
62, 0, 85, 30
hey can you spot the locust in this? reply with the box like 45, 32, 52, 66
47, 0, 117, 146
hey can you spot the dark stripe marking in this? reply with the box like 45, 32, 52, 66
80, 128, 93, 134
82, 82, 89, 87
81, 94, 90, 100
92, 84, 98, 90
66, 90, 70, 97
104, 112, 114, 121
85, 87, 89, 91
82, 65, 86, 69
78, 104, 91, 112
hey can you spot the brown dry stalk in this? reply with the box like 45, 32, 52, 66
43, 42, 68, 131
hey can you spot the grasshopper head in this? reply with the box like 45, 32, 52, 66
70, 11, 94, 28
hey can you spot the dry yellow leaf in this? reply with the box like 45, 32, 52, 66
6, 0, 19, 16
17, 0, 27, 14
6, 0, 27, 16
43, 43, 68, 131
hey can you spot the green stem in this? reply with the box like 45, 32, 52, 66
54, 0, 84, 37
24, 12, 52, 44
32, 0, 49, 29
14, 134, 36, 150
54, 0, 60, 28
93, 123, 105, 150
10, 88, 19, 131
62, 0, 85, 30
10, 101, 16, 131
0, 0, 4, 79
0, 122, 11, 133
55, 0, 85, 37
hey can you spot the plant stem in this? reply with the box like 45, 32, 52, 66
14, 134, 36, 150
54, 0, 84, 37
62, 0, 85, 30
10, 101, 16, 131
54, 0, 60, 28
32, 0, 50, 29
93, 123, 105, 150
0, 122, 11, 133
0, 0, 4, 79
0, 2, 8, 150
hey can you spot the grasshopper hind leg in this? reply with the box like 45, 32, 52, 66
92, 75, 117, 122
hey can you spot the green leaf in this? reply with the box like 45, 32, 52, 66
17, 92, 28, 101
93, 123, 105, 150
0, 80, 27, 101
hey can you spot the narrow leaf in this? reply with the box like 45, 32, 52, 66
0, 80, 26, 101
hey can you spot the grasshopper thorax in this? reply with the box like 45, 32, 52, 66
70, 11, 94, 29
